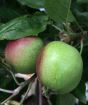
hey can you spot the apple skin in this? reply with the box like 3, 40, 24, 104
36, 41, 83, 94
5, 37, 44, 74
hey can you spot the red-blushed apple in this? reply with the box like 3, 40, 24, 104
5, 37, 44, 74
36, 41, 83, 94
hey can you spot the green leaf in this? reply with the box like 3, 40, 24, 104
17, 0, 45, 8
45, 0, 75, 23
72, 81, 86, 104
0, 7, 24, 23
0, 0, 27, 23
77, 0, 88, 3
0, 13, 48, 40
71, 0, 88, 29
39, 25, 59, 39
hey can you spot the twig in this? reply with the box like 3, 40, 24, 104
36, 79, 43, 105
44, 88, 52, 105
15, 73, 35, 80
80, 37, 84, 55
1, 74, 36, 105
20, 82, 32, 104
52, 24, 63, 32
0, 88, 13, 94
9, 70, 20, 85
1, 95, 15, 105
39, 81, 42, 105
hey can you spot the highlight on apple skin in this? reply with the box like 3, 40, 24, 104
5, 36, 44, 74
36, 41, 83, 94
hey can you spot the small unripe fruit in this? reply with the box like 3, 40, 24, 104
5, 37, 44, 74
36, 41, 83, 94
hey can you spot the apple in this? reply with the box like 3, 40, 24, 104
36, 41, 83, 94
5, 37, 44, 74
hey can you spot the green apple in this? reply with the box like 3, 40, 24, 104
5, 37, 44, 74
36, 41, 83, 94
